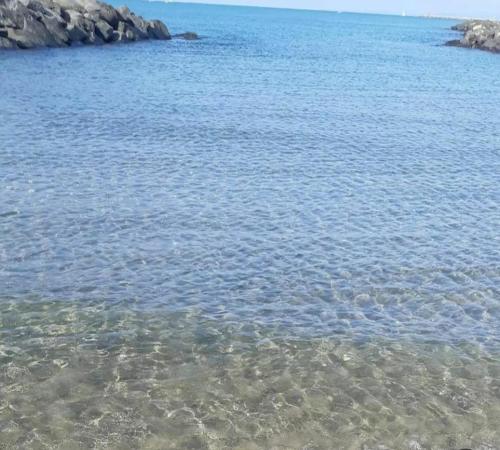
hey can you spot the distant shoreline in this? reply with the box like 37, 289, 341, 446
161, 1, 498, 21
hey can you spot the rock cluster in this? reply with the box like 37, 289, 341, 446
446, 20, 500, 53
0, 0, 171, 49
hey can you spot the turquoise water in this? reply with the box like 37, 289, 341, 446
1, 2, 500, 448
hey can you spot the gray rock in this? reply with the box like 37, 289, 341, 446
124, 27, 137, 41
66, 22, 87, 42
115, 20, 140, 41
83, 10, 100, 22
41, 0, 63, 17
94, 18, 112, 41
81, 17, 95, 33
147, 19, 170, 40
55, 0, 86, 13
484, 38, 500, 52
116, 5, 130, 21
63, 8, 88, 42
86, 2, 121, 28
0, 1, 29, 29
62, 8, 83, 24
83, 30, 103, 44
79, 19, 102, 44
0, 35, 17, 47
0, 0, 178, 49
116, 21, 134, 41
38, 10, 71, 45
95, 3, 120, 27
110, 29, 125, 42
24, 0, 50, 15
127, 13, 149, 38
447, 20, 500, 53
173, 31, 199, 40
6, 6, 61, 48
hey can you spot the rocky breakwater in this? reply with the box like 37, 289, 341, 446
446, 20, 500, 53
0, 0, 172, 49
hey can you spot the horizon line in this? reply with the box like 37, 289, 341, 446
159, 0, 495, 21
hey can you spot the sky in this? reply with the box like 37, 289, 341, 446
177, 0, 500, 18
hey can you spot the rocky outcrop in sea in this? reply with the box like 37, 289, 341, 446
0, 0, 176, 49
446, 20, 500, 53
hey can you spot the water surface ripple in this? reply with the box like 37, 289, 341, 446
0, 3, 499, 449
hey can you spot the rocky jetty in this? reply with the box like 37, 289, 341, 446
0, 0, 171, 49
446, 20, 500, 53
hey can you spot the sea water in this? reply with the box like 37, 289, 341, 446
0, 2, 499, 448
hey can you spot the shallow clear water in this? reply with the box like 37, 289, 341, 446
1, 2, 500, 448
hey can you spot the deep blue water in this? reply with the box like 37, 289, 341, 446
0, 3, 499, 448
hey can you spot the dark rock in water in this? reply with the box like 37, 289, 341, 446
446, 39, 462, 47
147, 19, 170, 40
446, 20, 500, 53
173, 31, 199, 40
0, 0, 174, 49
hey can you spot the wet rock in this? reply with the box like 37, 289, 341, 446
0, 0, 175, 50
147, 19, 170, 40
446, 39, 462, 47
173, 31, 199, 40
447, 20, 500, 53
